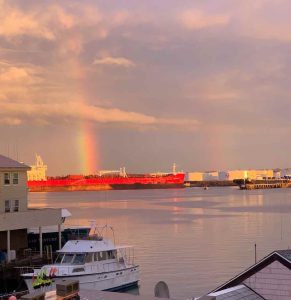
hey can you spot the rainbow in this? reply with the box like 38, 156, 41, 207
66, 51, 100, 174
78, 122, 100, 174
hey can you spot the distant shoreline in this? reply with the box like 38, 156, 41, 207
185, 180, 236, 187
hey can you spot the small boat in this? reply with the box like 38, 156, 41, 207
203, 186, 208, 190
22, 225, 139, 292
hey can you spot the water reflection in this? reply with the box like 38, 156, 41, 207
28, 187, 291, 299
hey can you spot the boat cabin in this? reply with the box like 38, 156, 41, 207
37, 238, 134, 276
54, 249, 118, 264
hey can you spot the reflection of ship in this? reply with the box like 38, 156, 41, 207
27, 156, 185, 192
234, 178, 291, 190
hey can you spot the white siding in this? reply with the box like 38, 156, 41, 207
0, 208, 63, 231
0, 170, 28, 213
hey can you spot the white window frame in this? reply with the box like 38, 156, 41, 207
13, 200, 19, 212
4, 173, 10, 185
5, 200, 10, 213
12, 173, 19, 185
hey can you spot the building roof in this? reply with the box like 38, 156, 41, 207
276, 249, 291, 262
211, 249, 291, 293
208, 285, 264, 300
0, 154, 30, 169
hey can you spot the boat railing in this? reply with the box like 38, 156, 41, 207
117, 247, 135, 266
68, 233, 103, 241
5, 249, 54, 271
15, 265, 43, 275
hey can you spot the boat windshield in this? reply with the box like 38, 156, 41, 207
62, 253, 74, 264
55, 253, 64, 264
73, 253, 86, 264
54, 253, 86, 264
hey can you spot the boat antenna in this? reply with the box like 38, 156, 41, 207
172, 163, 176, 175
109, 225, 116, 245
254, 243, 257, 264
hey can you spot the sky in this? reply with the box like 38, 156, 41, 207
1, 0, 291, 175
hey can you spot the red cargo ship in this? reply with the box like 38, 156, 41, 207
27, 158, 185, 192
28, 172, 185, 192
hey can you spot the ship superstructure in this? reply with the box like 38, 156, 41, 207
27, 154, 47, 181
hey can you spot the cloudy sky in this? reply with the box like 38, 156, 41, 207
1, 0, 291, 175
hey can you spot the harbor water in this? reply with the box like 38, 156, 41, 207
28, 187, 291, 299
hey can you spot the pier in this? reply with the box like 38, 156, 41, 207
234, 179, 291, 190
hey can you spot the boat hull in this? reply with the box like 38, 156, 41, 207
23, 266, 139, 293
27, 173, 185, 192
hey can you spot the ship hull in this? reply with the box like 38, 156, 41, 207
28, 173, 185, 192
28, 184, 113, 192
111, 183, 184, 190
23, 266, 139, 293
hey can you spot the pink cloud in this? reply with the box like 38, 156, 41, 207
0, 101, 200, 130
179, 9, 230, 30
0, 1, 55, 40
185, 71, 241, 104
93, 56, 135, 67
0, 66, 39, 83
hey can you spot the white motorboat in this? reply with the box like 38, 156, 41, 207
22, 226, 139, 292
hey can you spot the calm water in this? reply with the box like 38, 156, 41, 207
28, 187, 291, 299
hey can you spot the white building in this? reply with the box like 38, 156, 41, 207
186, 171, 219, 181
219, 170, 248, 181
203, 171, 219, 181
280, 168, 291, 178
27, 154, 47, 181
186, 172, 204, 181
0, 155, 69, 262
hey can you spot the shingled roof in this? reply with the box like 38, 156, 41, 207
0, 154, 30, 169
207, 285, 264, 300
212, 249, 291, 293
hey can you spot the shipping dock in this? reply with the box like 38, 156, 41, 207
233, 178, 291, 190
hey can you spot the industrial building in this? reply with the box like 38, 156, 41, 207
186, 169, 274, 182
185, 172, 204, 181
219, 169, 273, 181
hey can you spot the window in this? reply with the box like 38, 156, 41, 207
5, 200, 10, 213
12, 173, 18, 185
13, 200, 19, 212
97, 251, 107, 261
94, 252, 99, 261
55, 253, 64, 264
72, 267, 85, 273
107, 250, 116, 259
62, 253, 74, 264
73, 254, 85, 265
4, 173, 10, 185
85, 253, 93, 263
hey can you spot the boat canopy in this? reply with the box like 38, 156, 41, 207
57, 239, 133, 253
